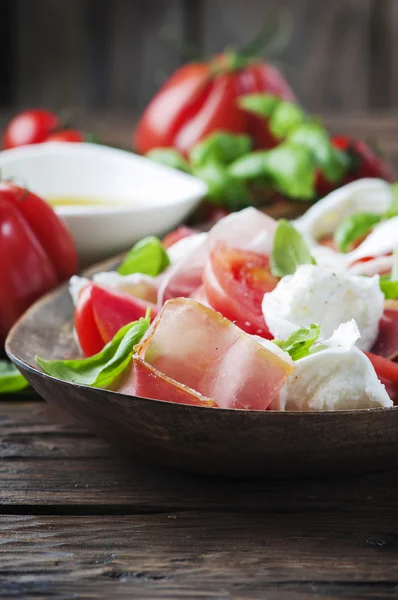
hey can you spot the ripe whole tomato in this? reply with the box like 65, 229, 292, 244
46, 129, 85, 143
134, 53, 296, 156
3, 109, 59, 149
0, 182, 78, 344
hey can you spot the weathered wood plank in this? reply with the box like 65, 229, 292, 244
14, 0, 88, 108
0, 513, 398, 599
1, 402, 398, 514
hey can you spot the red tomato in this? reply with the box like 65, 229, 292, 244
0, 182, 78, 281
3, 109, 59, 149
365, 351, 398, 405
203, 245, 278, 337
74, 284, 105, 357
162, 226, 196, 249
239, 62, 297, 148
0, 198, 58, 343
74, 283, 158, 356
0, 183, 77, 345
46, 129, 84, 143
134, 54, 295, 155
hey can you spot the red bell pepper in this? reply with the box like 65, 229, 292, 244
0, 182, 78, 345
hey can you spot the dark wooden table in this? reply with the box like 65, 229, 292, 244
2, 110, 398, 599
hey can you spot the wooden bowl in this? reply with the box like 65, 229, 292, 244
5, 257, 398, 479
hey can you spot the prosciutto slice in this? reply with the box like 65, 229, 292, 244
157, 208, 277, 306
135, 298, 294, 410
371, 300, 398, 360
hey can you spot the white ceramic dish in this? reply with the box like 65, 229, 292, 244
0, 143, 207, 266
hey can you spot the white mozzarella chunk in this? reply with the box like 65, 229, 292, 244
69, 275, 90, 306
276, 320, 393, 411
295, 178, 393, 242
262, 265, 384, 351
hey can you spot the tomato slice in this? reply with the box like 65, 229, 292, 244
203, 246, 278, 337
90, 284, 157, 344
74, 284, 105, 357
74, 283, 158, 356
366, 351, 398, 405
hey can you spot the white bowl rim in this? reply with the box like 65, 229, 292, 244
0, 142, 208, 216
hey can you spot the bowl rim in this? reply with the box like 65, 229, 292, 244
0, 142, 208, 216
5, 276, 396, 418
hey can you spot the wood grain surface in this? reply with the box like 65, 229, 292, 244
1, 401, 398, 598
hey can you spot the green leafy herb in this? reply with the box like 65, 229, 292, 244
36, 316, 150, 388
228, 152, 267, 181
271, 219, 315, 277
264, 142, 316, 200
190, 132, 252, 168
269, 101, 307, 139
194, 162, 250, 210
238, 93, 280, 118
380, 280, 398, 300
146, 148, 191, 173
333, 213, 381, 253
273, 324, 322, 360
288, 123, 349, 183
386, 183, 398, 218
0, 361, 29, 394
117, 236, 170, 277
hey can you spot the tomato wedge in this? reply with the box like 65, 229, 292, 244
203, 245, 278, 337
365, 351, 398, 405
74, 283, 158, 356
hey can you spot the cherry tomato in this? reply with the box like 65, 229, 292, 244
46, 129, 84, 143
3, 109, 59, 149
0, 182, 78, 281
203, 245, 278, 337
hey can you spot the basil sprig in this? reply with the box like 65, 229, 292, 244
0, 361, 29, 394
273, 324, 323, 360
334, 183, 398, 253
117, 237, 170, 277
36, 316, 150, 388
270, 219, 315, 277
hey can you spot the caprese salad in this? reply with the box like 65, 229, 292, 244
37, 177, 398, 411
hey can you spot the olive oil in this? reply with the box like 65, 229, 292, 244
47, 197, 122, 208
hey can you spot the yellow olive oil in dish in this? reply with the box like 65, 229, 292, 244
47, 197, 125, 208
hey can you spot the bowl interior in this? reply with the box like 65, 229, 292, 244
5, 256, 398, 479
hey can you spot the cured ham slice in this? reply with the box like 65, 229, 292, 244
135, 298, 294, 410
371, 300, 398, 360
157, 207, 277, 305
134, 357, 216, 407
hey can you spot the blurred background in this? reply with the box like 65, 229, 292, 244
1, 0, 397, 114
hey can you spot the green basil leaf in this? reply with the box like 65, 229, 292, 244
264, 142, 316, 200
194, 162, 250, 210
228, 152, 268, 181
273, 324, 322, 360
380, 280, 398, 300
36, 317, 150, 388
288, 123, 349, 183
269, 101, 307, 139
146, 148, 191, 173
0, 361, 29, 394
271, 219, 315, 277
190, 132, 252, 168
333, 213, 381, 253
238, 93, 280, 118
117, 236, 170, 277
386, 183, 398, 218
